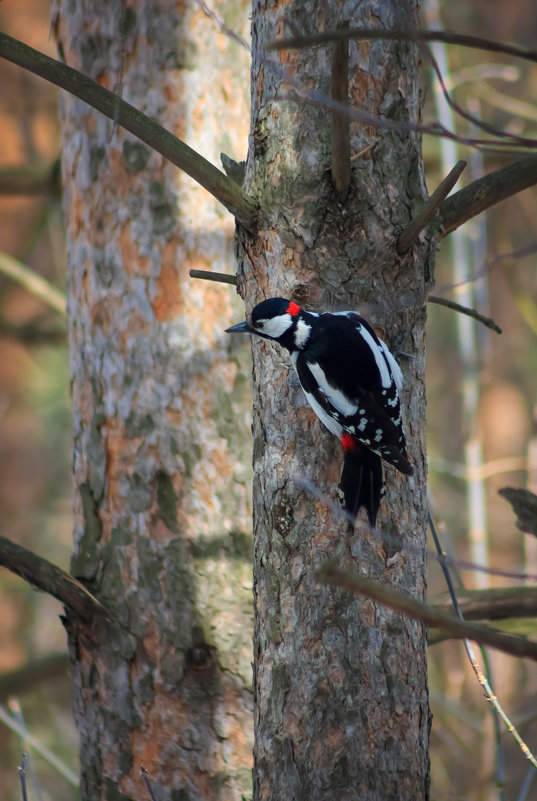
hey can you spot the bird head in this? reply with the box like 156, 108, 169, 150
226, 297, 302, 343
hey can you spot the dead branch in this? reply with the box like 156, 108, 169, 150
189, 269, 237, 285
0, 33, 257, 229
432, 586, 537, 621
397, 160, 466, 253
0, 535, 107, 622
319, 561, 537, 660
0, 652, 70, 699
330, 31, 350, 198
0, 161, 61, 196
428, 295, 502, 334
438, 154, 537, 237
266, 28, 537, 68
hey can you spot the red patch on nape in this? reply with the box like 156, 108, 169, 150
287, 301, 300, 317
341, 434, 356, 452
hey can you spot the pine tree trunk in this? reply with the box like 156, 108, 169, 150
238, 2, 431, 798
54, 2, 253, 798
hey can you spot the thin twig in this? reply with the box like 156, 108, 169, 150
323, 140, 378, 171
423, 43, 537, 148
428, 512, 537, 770
266, 28, 537, 68
200, 4, 533, 155
18, 753, 28, 801
0, 33, 257, 229
433, 242, 537, 295
428, 295, 502, 334
318, 562, 537, 660
397, 160, 466, 253
432, 586, 537, 621
0, 707, 79, 787
330, 30, 350, 198
0, 251, 66, 315
189, 269, 237, 285
297, 476, 537, 583
141, 766, 158, 801
298, 84, 536, 154
350, 141, 378, 161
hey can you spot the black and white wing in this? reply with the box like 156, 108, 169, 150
293, 312, 412, 475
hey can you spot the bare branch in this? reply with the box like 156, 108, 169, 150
189, 269, 237, 285
398, 160, 466, 254
0, 319, 67, 345
0, 161, 61, 196
266, 28, 537, 68
0, 535, 107, 622
18, 754, 28, 801
318, 561, 537, 660
0, 33, 257, 229
423, 45, 537, 148
432, 586, 537, 621
428, 295, 502, 334
439, 154, 537, 236
0, 251, 66, 315
330, 32, 350, 198
0, 653, 69, 699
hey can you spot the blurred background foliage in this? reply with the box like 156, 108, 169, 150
1, 0, 537, 799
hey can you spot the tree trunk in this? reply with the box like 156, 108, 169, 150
54, 1, 253, 798
238, 2, 431, 798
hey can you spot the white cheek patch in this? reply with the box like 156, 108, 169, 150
256, 314, 293, 338
294, 319, 312, 349
307, 362, 359, 417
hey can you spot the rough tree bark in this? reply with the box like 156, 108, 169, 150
54, 1, 253, 799
235, 2, 431, 799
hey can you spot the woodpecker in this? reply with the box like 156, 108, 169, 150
226, 297, 413, 526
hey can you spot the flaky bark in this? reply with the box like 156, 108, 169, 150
236, 1, 431, 798
55, 2, 253, 798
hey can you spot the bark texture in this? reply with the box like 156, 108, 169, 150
55, 2, 253, 799
236, 1, 431, 799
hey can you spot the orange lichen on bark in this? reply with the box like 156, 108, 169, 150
153, 243, 183, 321
119, 310, 151, 349
65, 192, 84, 238
119, 221, 150, 275
197, 284, 229, 341
102, 416, 129, 517
108, 149, 145, 197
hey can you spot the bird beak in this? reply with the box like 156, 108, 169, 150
225, 320, 253, 334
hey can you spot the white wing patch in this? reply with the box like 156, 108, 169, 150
356, 324, 392, 388
307, 361, 359, 417
302, 390, 344, 438
378, 339, 403, 391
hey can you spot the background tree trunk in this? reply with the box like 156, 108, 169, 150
237, 2, 431, 798
54, 1, 253, 798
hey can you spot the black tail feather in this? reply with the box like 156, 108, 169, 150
340, 446, 383, 527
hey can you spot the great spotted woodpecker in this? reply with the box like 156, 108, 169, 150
226, 297, 413, 526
